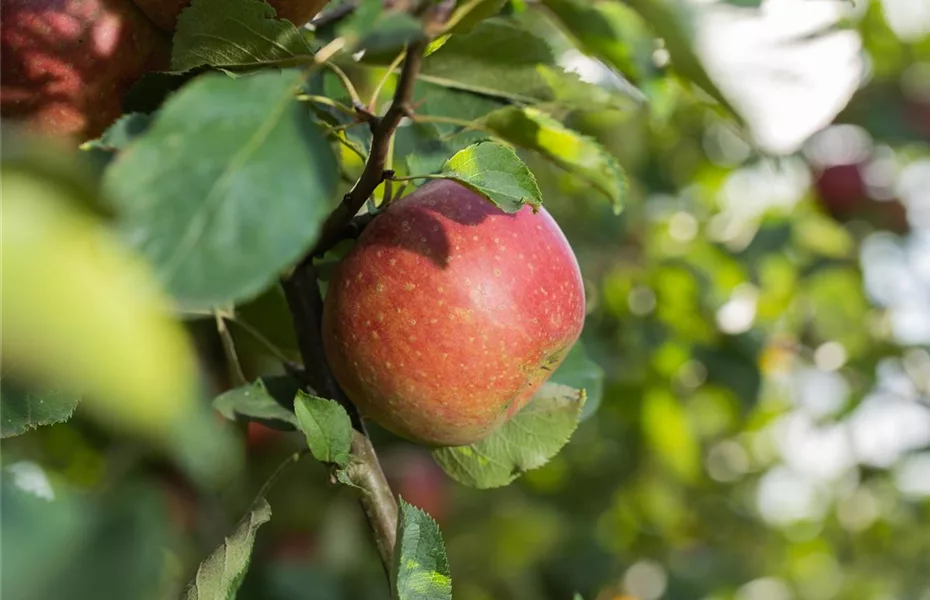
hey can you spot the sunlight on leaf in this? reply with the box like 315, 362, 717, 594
432, 383, 585, 489
394, 499, 452, 600
438, 141, 542, 213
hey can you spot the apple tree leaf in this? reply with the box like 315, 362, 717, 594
539, 0, 658, 82
549, 340, 604, 420
172, 0, 315, 71
103, 70, 338, 311
212, 375, 301, 429
420, 19, 641, 111
624, 0, 741, 118
432, 383, 586, 489
483, 106, 628, 213
436, 141, 542, 213
394, 499, 452, 600
81, 113, 152, 151
336, 0, 424, 55
183, 499, 272, 600
0, 379, 80, 439
294, 392, 353, 467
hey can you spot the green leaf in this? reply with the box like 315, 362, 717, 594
540, 0, 657, 82
482, 106, 628, 212
183, 499, 272, 600
294, 391, 353, 467
549, 341, 604, 420
3, 465, 178, 600
420, 19, 639, 111
624, 0, 739, 117
103, 70, 338, 310
0, 379, 80, 438
336, 0, 424, 54
436, 141, 542, 213
172, 0, 315, 71
394, 499, 452, 600
432, 383, 585, 489
444, 0, 508, 34
81, 113, 152, 151
213, 376, 301, 429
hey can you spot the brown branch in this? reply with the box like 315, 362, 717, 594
281, 36, 432, 586
282, 263, 398, 576
311, 38, 428, 257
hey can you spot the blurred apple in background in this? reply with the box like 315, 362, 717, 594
382, 446, 450, 524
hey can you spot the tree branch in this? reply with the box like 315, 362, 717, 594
281, 36, 431, 586
311, 38, 428, 257
282, 261, 398, 578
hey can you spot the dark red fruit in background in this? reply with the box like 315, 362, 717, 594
812, 161, 909, 235
383, 447, 450, 523
1, 0, 170, 141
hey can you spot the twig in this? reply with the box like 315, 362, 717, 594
280, 35, 433, 586
250, 449, 310, 509
214, 312, 247, 386
311, 39, 428, 257
368, 50, 407, 112
281, 262, 398, 575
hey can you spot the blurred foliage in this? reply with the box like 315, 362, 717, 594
3, 0, 930, 599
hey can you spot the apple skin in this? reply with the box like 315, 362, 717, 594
0, 0, 170, 141
322, 179, 586, 447
131, 0, 330, 32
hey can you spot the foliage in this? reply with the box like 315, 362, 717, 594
3, 0, 930, 599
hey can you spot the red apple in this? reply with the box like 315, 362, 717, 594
322, 180, 585, 446
383, 447, 450, 523
1, 0, 171, 141
131, 0, 330, 32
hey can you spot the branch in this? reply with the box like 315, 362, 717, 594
281, 36, 432, 586
281, 262, 398, 576
311, 38, 428, 257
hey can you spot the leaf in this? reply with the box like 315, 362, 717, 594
103, 70, 338, 310
172, 0, 315, 71
482, 106, 628, 212
624, 0, 739, 117
444, 0, 508, 34
3, 465, 178, 600
394, 499, 452, 600
0, 379, 80, 438
183, 499, 272, 600
420, 19, 639, 111
549, 341, 604, 421
540, 0, 658, 82
436, 141, 542, 213
432, 383, 585, 489
337, 0, 424, 54
81, 113, 152, 151
213, 376, 301, 429
294, 391, 353, 467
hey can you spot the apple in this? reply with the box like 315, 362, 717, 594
1, 0, 171, 141
322, 179, 585, 447
131, 0, 330, 33
383, 447, 450, 523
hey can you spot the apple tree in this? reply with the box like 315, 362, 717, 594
5, 0, 928, 599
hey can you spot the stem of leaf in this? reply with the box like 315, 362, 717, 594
214, 312, 247, 386
324, 62, 363, 107
250, 449, 310, 510
368, 50, 407, 112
